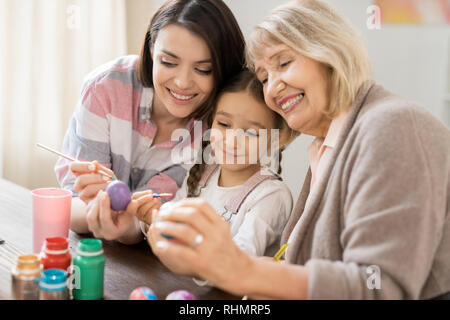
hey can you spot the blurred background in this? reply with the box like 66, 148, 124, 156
1, 0, 449, 201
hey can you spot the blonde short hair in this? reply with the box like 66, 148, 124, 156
247, 0, 372, 118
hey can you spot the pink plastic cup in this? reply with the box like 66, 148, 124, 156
31, 188, 72, 253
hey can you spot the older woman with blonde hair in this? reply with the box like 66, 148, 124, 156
146, 0, 450, 299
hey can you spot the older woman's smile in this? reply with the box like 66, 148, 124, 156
278, 93, 305, 113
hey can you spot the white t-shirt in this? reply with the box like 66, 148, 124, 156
172, 166, 293, 257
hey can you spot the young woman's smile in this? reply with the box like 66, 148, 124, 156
166, 87, 199, 105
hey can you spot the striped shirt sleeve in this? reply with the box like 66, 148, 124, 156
55, 66, 114, 192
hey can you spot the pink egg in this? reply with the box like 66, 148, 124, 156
129, 286, 157, 300
106, 180, 131, 211
166, 290, 196, 300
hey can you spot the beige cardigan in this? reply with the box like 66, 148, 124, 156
281, 81, 450, 299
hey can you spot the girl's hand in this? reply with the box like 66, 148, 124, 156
85, 190, 138, 241
71, 160, 116, 205
146, 198, 253, 295
129, 190, 162, 225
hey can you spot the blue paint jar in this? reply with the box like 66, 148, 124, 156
39, 269, 69, 300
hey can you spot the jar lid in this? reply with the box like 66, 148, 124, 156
15, 254, 41, 273
13, 255, 42, 277
77, 238, 103, 253
39, 269, 68, 290
43, 237, 69, 252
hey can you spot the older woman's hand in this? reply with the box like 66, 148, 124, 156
147, 198, 253, 295
71, 160, 116, 205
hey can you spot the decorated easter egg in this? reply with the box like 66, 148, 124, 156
166, 289, 196, 300
129, 286, 157, 300
106, 180, 131, 211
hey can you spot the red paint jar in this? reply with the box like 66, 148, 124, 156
40, 237, 71, 272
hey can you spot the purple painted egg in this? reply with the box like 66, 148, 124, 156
129, 286, 157, 300
105, 180, 131, 211
166, 290, 196, 300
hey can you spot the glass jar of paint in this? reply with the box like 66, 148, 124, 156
11, 254, 42, 300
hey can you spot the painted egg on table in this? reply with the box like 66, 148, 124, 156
129, 286, 157, 300
166, 290, 196, 300
106, 181, 131, 211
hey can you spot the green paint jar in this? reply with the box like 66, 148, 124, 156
72, 239, 105, 300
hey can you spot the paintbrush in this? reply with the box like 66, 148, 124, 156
36, 143, 115, 180
151, 193, 173, 199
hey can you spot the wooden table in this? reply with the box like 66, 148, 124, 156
0, 179, 238, 300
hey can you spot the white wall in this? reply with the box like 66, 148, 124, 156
320, 0, 450, 127
0, 3, 4, 179
126, 0, 154, 54
0, 102, 3, 179
152, 0, 450, 200
0, 63, 3, 178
